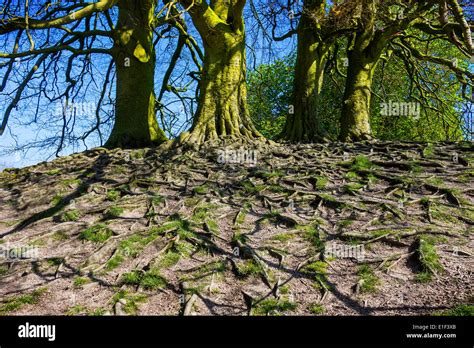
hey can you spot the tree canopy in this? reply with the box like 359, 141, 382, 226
0, 0, 472, 156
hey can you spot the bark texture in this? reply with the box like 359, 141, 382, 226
339, 50, 378, 141
282, 0, 330, 142
106, 0, 167, 148
180, 0, 261, 144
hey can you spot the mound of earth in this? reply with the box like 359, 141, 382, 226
0, 140, 473, 316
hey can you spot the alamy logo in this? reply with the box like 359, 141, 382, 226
52, 101, 96, 118
18, 322, 56, 341
380, 101, 420, 120
325, 243, 365, 261
0, 243, 38, 260
217, 148, 258, 166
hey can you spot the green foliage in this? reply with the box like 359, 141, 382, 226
357, 265, 380, 293
247, 55, 295, 139
51, 194, 63, 206
106, 189, 121, 202
193, 184, 208, 195
300, 225, 325, 250
309, 303, 325, 314
80, 224, 113, 243
370, 38, 465, 141
416, 237, 444, 282
436, 304, 474, 316
121, 268, 167, 290
60, 209, 81, 222
111, 290, 147, 315
105, 206, 124, 218
253, 298, 297, 316
106, 255, 124, 270
73, 277, 90, 287
351, 156, 374, 172
236, 259, 262, 277
247, 37, 467, 142
159, 251, 180, 268
0, 288, 47, 314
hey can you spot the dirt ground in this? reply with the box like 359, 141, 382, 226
0, 140, 472, 315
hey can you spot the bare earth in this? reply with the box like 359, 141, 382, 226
0, 140, 472, 316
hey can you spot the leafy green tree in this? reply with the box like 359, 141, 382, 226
247, 55, 295, 139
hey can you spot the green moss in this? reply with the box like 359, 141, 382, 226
0, 288, 47, 314
411, 164, 423, 174
357, 265, 380, 293
268, 185, 286, 193
253, 298, 296, 316
61, 178, 81, 186
111, 290, 147, 315
343, 182, 364, 193
193, 184, 208, 195
106, 189, 121, 202
180, 260, 227, 282
309, 303, 325, 314
67, 305, 88, 315
337, 219, 355, 228
105, 206, 124, 218
422, 144, 435, 158
345, 171, 359, 180
258, 170, 284, 179
52, 230, 69, 241
46, 169, 61, 175
232, 232, 248, 245
80, 224, 114, 243
241, 180, 265, 194
51, 194, 63, 206
184, 197, 201, 207
122, 268, 167, 290
73, 277, 90, 288
46, 258, 63, 267
60, 209, 81, 222
236, 259, 262, 277
106, 254, 124, 270
299, 225, 324, 250
314, 176, 329, 189
415, 271, 433, 283
159, 251, 180, 268
417, 237, 443, 280
435, 304, 474, 316
271, 233, 295, 242
0, 265, 8, 275
351, 156, 374, 172
303, 261, 327, 275
89, 307, 107, 316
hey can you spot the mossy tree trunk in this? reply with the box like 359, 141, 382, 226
339, 0, 429, 141
282, 0, 331, 142
339, 48, 378, 141
106, 0, 167, 148
179, 0, 261, 144
338, 0, 380, 142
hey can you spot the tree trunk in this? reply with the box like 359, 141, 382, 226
281, 0, 330, 142
180, 0, 261, 144
339, 50, 377, 141
106, 0, 167, 148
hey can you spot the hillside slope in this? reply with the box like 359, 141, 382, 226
0, 141, 473, 316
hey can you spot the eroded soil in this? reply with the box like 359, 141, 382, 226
0, 140, 472, 315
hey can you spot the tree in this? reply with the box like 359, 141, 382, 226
247, 55, 294, 139
107, 0, 168, 147
0, 0, 179, 149
339, 0, 473, 141
177, 0, 262, 144
278, 0, 330, 141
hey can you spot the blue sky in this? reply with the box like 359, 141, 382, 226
0, 0, 472, 170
